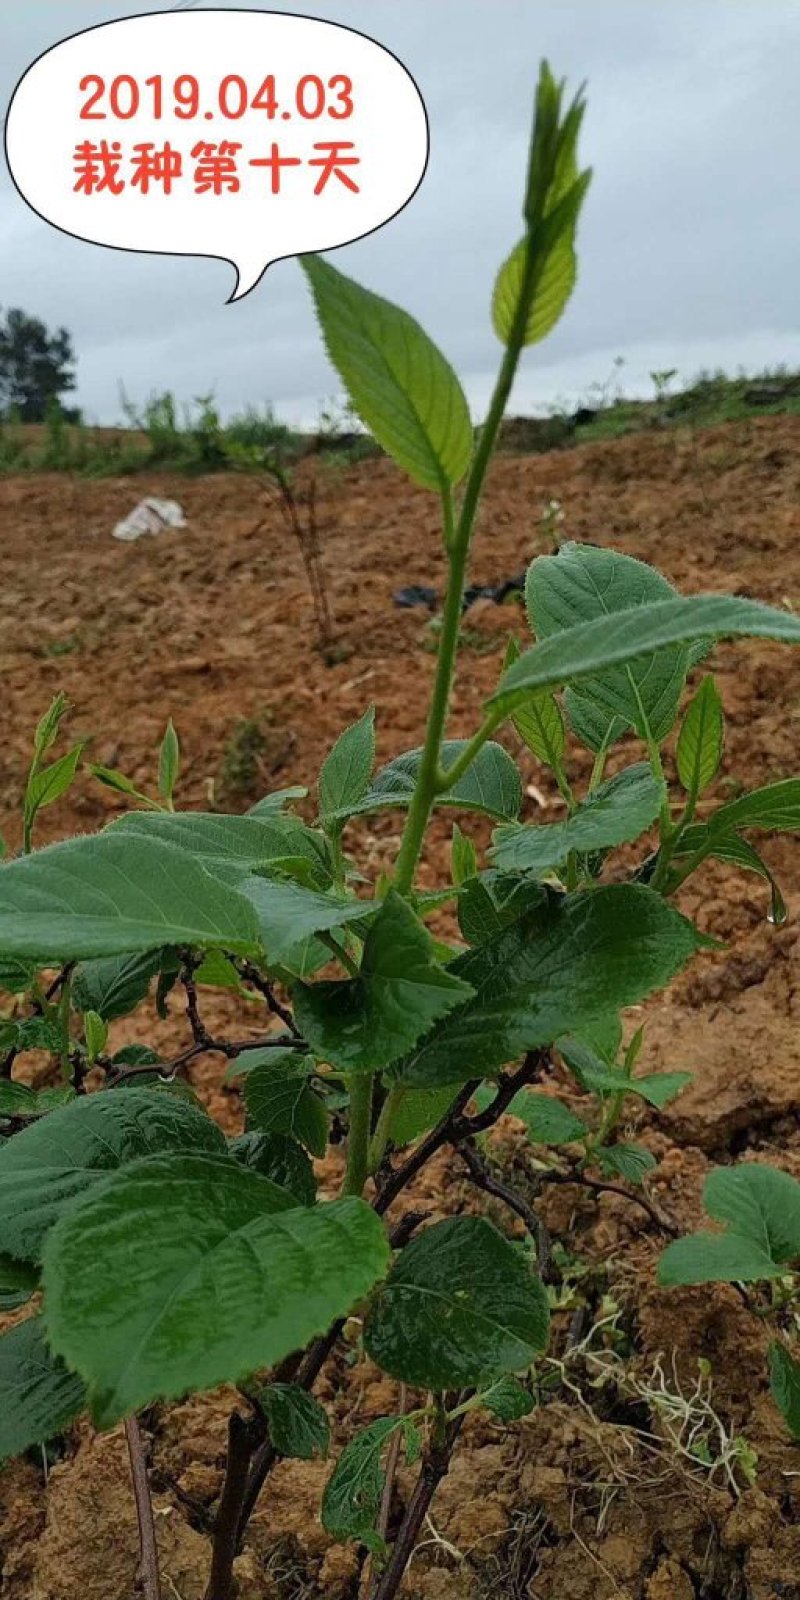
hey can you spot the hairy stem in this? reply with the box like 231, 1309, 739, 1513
124, 1416, 162, 1600
392, 488, 466, 896
341, 1072, 374, 1198
393, 222, 545, 898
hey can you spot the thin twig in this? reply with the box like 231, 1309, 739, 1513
232, 959, 300, 1036
377, 1386, 407, 1542
105, 1033, 306, 1087
458, 1140, 558, 1283
369, 1414, 466, 1600
539, 1166, 679, 1236
374, 1052, 548, 1219
125, 1416, 162, 1600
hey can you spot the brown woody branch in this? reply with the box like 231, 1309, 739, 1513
368, 1412, 466, 1600
125, 1416, 162, 1600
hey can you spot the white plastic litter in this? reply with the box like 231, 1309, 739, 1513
112, 498, 187, 542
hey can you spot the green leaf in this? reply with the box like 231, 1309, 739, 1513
248, 786, 309, 816
575, 1013, 623, 1063
558, 1037, 691, 1107
594, 1143, 656, 1185
704, 1164, 800, 1260
301, 254, 472, 493
481, 1374, 535, 1421
507, 1089, 588, 1145
0, 1316, 86, 1463
658, 1163, 800, 1285
83, 1011, 108, 1063
495, 576, 800, 718
524, 61, 576, 224
676, 678, 724, 797
658, 1232, 785, 1286
511, 663, 566, 768
682, 834, 787, 926
563, 691, 630, 756
492, 227, 577, 348
25, 743, 85, 816
450, 824, 478, 888
244, 1057, 328, 1158
158, 719, 180, 803
322, 1415, 416, 1549
399, 884, 701, 1087
525, 543, 687, 742
505, 617, 568, 771
0, 1082, 76, 1122
384, 1084, 463, 1148
241, 877, 371, 974
707, 779, 800, 837
222, 1043, 300, 1082
43, 1155, 390, 1427
0, 1088, 225, 1262
0, 832, 261, 960
193, 949, 242, 989
33, 693, 70, 760
365, 1216, 549, 1389
113, 809, 331, 887
457, 873, 547, 946
0, 957, 37, 994
0, 1014, 62, 1055
261, 1384, 330, 1460
343, 740, 522, 825
515, 691, 567, 769
73, 948, 164, 1021
491, 763, 663, 876
769, 1342, 800, 1439
294, 892, 473, 1074
88, 765, 154, 805
319, 709, 375, 825
0, 1082, 38, 1119
229, 1132, 317, 1206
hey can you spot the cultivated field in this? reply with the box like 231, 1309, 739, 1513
1, 414, 800, 1599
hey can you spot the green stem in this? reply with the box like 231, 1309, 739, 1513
588, 745, 609, 794
435, 708, 506, 793
553, 762, 576, 812
393, 229, 545, 898
340, 1073, 374, 1198
368, 1083, 405, 1174
661, 838, 709, 895
392, 490, 468, 897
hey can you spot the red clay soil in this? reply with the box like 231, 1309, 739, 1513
1, 415, 800, 1598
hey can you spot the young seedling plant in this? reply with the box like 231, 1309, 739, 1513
2, 62, 800, 1600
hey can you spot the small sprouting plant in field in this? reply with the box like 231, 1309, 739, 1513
252, 454, 336, 655
218, 710, 296, 801
1, 61, 800, 1600
539, 495, 565, 550
650, 366, 677, 424
659, 1165, 800, 1443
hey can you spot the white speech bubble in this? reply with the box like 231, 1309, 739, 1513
5, 8, 428, 301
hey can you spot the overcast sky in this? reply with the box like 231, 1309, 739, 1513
3, 0, 800, 426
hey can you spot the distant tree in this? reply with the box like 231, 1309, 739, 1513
0, 308, 77, 422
